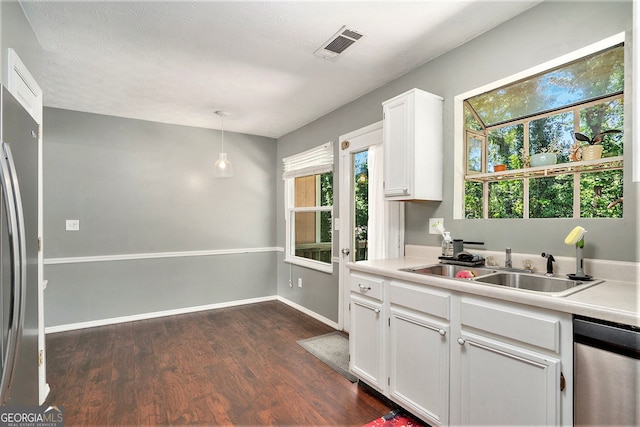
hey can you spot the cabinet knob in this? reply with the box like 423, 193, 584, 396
374, 308, 380, 314
402, 187, 408, 193
457, 337, 465, 345
438, 329, 446, 336
358, 284, 371, 291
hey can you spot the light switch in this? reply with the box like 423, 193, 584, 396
66, 219, 80, 231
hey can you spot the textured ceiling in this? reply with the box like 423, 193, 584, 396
20, 1, 540, 138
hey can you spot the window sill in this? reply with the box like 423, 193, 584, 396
465, 156, 623, 183
285, 255, 334, 274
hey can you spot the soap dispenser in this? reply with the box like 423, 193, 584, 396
441, 232, 453, 257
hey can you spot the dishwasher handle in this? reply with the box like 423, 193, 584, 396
574, 316, 640, 358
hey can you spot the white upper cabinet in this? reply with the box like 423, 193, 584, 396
383, 88, 443, 201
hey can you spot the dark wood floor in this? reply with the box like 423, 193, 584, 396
45, 300, 392, 426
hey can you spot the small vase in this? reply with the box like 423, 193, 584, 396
582, 145, 603, 160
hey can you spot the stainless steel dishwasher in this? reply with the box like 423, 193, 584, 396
573, 315, 640, 426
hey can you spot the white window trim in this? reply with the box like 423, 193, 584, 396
453, 32, 626, 219
283, 142, 334, 273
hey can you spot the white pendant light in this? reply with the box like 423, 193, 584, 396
213, 111, 233, 178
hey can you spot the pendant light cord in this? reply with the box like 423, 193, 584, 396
221, 114, 225, 152
217, 110, 227, 152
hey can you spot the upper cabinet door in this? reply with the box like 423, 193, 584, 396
383, 88, 443, 201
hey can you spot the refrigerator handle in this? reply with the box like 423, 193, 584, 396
0, 141, 26, 404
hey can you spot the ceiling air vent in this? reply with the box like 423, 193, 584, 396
314, 26, 364, 62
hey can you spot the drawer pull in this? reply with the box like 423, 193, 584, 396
358, 284, 372, 291
457, 337, 466, 345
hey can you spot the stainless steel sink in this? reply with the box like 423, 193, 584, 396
401, 264, 497, 279
472, 272, 603, 296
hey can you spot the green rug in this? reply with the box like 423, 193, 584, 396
297, 331, 357, 382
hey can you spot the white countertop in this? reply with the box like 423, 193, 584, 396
348, 256, 640, 327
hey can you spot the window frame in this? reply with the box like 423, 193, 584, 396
453, 32, 626, 220
283, 143, 334, 273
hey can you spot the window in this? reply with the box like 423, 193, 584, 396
283, 142, 334, 272
461, 38, 624, 219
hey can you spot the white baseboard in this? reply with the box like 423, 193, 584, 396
45, 295, 341, 334
45, 295, 277, 334
276, 296, 340, 330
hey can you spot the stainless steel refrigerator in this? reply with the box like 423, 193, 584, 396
0, 86, 39, 405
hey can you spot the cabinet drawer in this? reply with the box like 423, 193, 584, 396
390, 281, 450, 321
460, 298, 560, 352
350, 273, 384, 301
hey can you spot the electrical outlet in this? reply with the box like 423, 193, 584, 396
429, 218, 444, 234
298, 278, 302, 288
65, 219, 80, 231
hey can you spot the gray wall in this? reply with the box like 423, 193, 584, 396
276, 0, 636, 322
44, 108, 278, 327
0, 1, 42, 87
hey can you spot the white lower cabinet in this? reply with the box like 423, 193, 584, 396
349, 274, 386, 394
388, 280, 450, 426
456, 331, 561, 425
389, 302, 450, 425
348, 272, 573, 427
451, 296, 572, 426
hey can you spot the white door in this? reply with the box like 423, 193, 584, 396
338, 122, 403, 331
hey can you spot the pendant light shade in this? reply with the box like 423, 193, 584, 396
214, 152, 233, 177
214, 111, 233, 178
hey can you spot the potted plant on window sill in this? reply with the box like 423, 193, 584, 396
574, 129, 622, 160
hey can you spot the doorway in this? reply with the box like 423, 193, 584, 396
338, 122, 403, 332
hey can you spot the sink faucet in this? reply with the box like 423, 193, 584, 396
541, 252, 555, 276
505, 248, 512, 268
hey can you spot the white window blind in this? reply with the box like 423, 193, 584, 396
282, 142, 333, 179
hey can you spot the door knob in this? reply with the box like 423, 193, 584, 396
341, 248, 350, 255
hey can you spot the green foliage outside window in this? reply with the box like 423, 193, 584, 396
354, 152, 369, 261
488, 180, 523, 218
465, 181, 483, 219
488, 124, 523, 170
580, 170, 623, 218
529, 112, 573, 163
529, 176, 574, 218
319, 172, 333, 242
